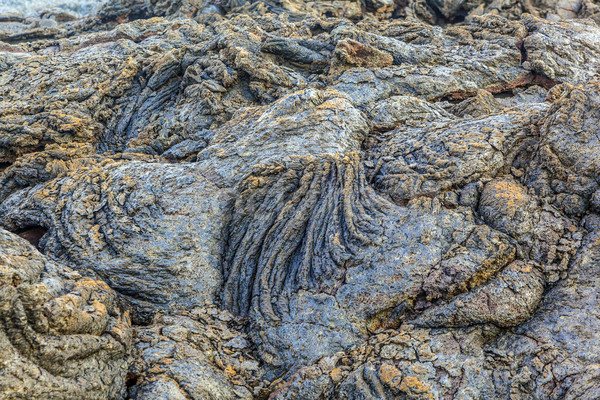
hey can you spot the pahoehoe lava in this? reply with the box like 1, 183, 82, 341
1, 0, 600, 399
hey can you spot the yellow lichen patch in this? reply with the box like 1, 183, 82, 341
379, 363, 403, 388
488, 180, 528, 212
399, 376, 435, 400
516, 263, 533, 273
330, 367, 343, 383
224, 365, 237, 376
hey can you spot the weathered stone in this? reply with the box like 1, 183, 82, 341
1, 1, 600, 399
0, 228, 132, 400
0, 161, 232, 317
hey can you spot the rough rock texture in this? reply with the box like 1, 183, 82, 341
1, 0, 600, 399
0, 228, 132, 399
0, 159, 232, 320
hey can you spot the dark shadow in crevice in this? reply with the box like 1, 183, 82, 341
123, 373, 140, 400
13, 226, 48, 251
428, 2, 468, 27
492, 90, 516, 99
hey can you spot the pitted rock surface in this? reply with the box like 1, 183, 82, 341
0, 228, 132, 400
1, 0, 600, 399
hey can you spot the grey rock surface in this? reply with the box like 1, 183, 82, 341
0, 159, 232, 320
1, 0, 600, 399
